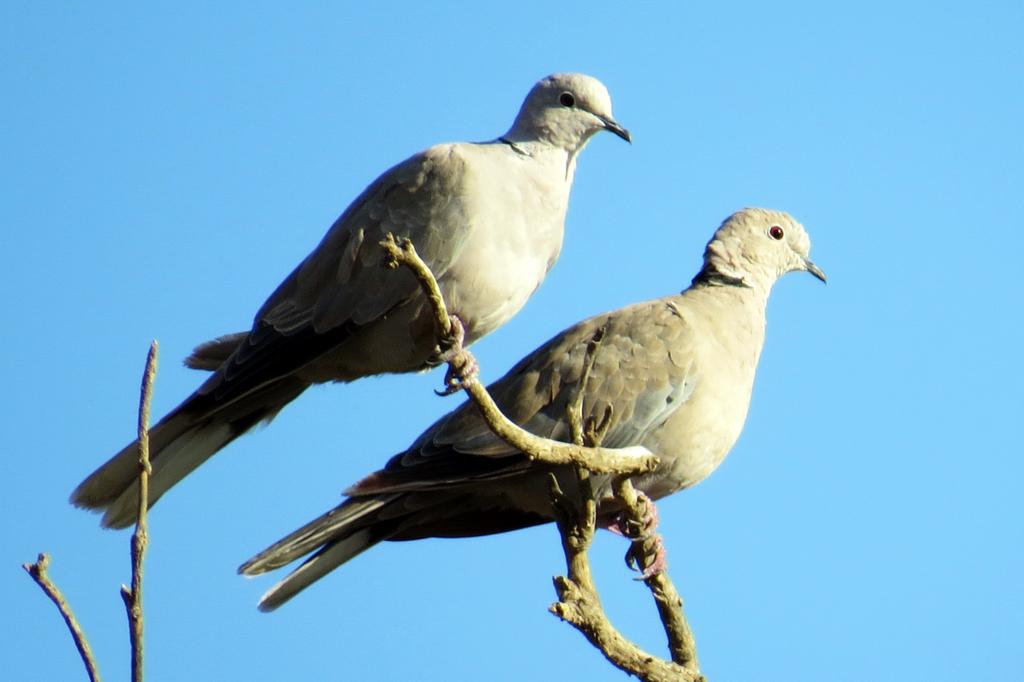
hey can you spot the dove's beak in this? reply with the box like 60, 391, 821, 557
804, 258, 827, 283
597, 115, 631, 143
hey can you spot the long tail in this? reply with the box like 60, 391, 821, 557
71, 377, 308, 529
240, 496, 400, 611
238, 489, 552, 611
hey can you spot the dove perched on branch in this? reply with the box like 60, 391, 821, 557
241, 207, 827, 610
72, 73, 630, 529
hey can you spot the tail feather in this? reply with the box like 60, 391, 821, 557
256, 524, 385, 610
249, 493, 549, 610
184, 332, 248, 371
71, 408, 198, 511
242, 487, 554, 609
71, 414, 243, 529
72, 378, 308, 529
101, 422, 238, 528
240, 495, 402, 611
240, 496, 395, 575
257, 529, 384, 612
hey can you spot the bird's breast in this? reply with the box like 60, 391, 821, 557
638, 298, 766, 498
441, 148, 572, 342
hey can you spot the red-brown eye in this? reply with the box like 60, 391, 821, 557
769, 225, 785, 240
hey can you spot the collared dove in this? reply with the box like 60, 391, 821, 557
240, 207, 827, 611
72, 73, 630, 529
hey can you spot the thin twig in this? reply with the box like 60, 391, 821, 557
613, 478, 703, 676
120, 341, 158, 682
22, 553, 103, 682
567, 327, 606, 448
380, 234, 658, 476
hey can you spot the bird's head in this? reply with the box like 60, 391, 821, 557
698, 208, 826, 290
506, 72, 631, 152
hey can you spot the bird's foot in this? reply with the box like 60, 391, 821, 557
626, 534, 668, 579
599, 491, 667, 579
434, 316, 479, 396
600, 490, 660, 538
436, 350, 479, 395
435, 315, 467, 363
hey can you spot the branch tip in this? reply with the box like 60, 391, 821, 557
23, 552, 103, 682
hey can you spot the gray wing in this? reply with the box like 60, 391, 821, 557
348, 297, 696, 494
199, 144, 475, 404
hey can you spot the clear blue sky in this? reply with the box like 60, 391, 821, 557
4, 3, 1022, 680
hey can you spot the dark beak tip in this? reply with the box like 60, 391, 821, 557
597, 114, 631, 143
804, 260, 827, 284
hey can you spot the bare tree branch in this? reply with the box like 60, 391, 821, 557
550, 570, 697, 682
612, 478, 702, 673
380, 234, 658, 476
25, 342, 159, 681
380, 233, 706, 681
119, 340, 158, 682
22, 553, 103, 682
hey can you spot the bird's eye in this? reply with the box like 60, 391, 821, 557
559, 92, 576, 108
769, 225, 785, 240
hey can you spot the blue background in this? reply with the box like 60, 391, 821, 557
3, 2, 1022, 680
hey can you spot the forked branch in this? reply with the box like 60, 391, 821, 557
24, 341, 159, 682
